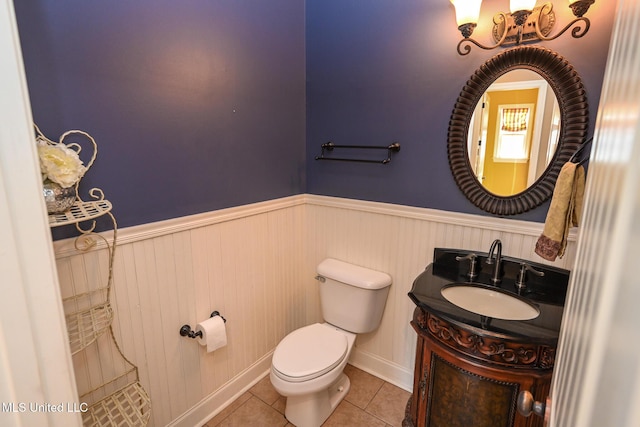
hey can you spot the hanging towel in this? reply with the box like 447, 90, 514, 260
535, 162, 585, 261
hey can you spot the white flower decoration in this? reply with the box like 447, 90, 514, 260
37, 140, 86, 188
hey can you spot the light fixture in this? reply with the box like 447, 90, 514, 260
450, 0, 596, 55
450, 0, 482, 38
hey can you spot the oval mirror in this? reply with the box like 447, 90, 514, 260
448, 46, 588, 216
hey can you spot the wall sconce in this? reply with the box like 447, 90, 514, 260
450, 0, 595, 55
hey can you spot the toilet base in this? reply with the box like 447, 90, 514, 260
284, 373, 350, 427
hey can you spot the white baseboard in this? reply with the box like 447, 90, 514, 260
348, 347, 414, 392
167, 351, 273, 427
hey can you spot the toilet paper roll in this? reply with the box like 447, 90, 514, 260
195, 315, 227, 353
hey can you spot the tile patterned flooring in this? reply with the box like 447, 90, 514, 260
202, 364, 411, 427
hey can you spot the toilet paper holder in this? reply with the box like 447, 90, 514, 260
179, 311, 226, 339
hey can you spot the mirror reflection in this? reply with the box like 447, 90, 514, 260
467, 70, 561, 196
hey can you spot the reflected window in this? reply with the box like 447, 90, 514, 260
494, 104, 533, 162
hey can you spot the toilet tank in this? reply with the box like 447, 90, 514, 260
316, 258, 392, 334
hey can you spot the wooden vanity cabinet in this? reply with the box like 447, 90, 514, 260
403, 307, 553, 427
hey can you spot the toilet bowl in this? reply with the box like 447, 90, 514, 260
270, 258, 392, 427
270, 323, 356, 427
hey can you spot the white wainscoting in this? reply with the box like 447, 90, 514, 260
54, 196, 308, 427
304, 195, 576, 392
52, 195, 576, 426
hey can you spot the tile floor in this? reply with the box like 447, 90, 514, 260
202, 364, 411, 427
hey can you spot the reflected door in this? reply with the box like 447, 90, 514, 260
482, 89, 538, 196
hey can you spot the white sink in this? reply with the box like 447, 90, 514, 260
441, 283, 540, 320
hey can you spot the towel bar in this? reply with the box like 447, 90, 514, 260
315, 142, 401, 164
569, 136, 593, 165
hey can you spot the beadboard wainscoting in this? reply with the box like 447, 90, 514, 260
304, 195, 576, 392
53, 196, 309, 427
52, 195, 577, 427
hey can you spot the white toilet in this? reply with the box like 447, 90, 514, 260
270, 258, 392, 427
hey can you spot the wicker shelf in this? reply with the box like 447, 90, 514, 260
40, 124, 150, 426
65, 301, 114, 355
48, 200, 113, 228
82, 381, 151, 427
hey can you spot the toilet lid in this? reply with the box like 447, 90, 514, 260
272, 323, 348, 382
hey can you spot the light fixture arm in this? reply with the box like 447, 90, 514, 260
533, 10, 591, 42
456, 12, 509, 56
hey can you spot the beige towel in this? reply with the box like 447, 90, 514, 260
535, 162, 585, 261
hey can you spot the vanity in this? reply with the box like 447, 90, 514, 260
403, 8, 589, 425
403, 245, 569, 427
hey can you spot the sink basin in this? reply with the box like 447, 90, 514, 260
440, 283, 540, 320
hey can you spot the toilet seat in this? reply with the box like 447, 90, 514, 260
272, 323, 348, 383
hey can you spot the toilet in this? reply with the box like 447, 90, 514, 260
270, 258, 392, 427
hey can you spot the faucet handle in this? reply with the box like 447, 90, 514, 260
456, 253, 478, 280
516, 262, 545, 290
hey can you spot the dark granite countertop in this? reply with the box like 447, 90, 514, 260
408, 248, 570, 344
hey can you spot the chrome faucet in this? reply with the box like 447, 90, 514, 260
486, 239, 502, 284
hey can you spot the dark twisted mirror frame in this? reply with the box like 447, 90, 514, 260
447, 46, 588, 216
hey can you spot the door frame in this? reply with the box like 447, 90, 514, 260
0, 1, 81, 426
549, 1, 640, 426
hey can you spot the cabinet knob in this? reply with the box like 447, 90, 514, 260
517, 391, 547, 418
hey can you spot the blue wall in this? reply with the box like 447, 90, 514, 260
305, 0, 616, 222
15, 0, 306, 235
16, 0, 616, 235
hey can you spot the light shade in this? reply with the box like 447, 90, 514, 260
510, 0, 537, 13
451, 0, 483, 26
